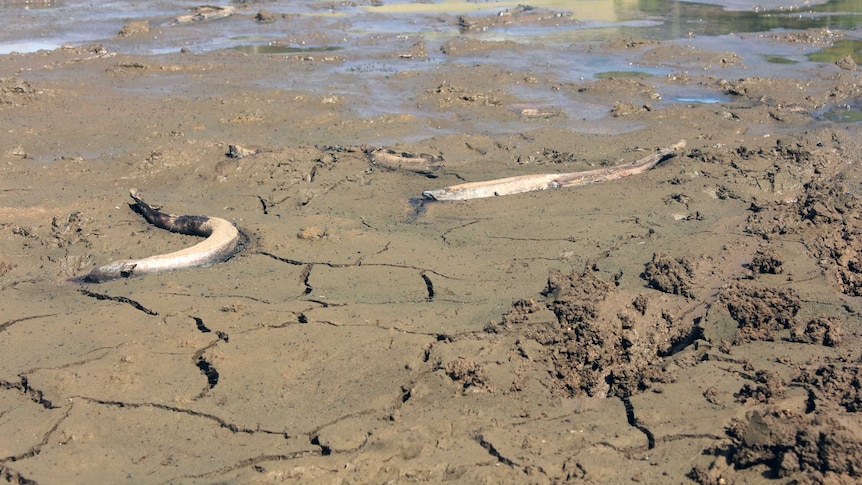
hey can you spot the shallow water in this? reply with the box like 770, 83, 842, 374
2, 0, 860, 138
2, 0, 860, 55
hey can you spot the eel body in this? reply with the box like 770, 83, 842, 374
81, 189, 241, 283
422, 140, 685, 201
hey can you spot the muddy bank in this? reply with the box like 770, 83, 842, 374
1, 9, 861, 485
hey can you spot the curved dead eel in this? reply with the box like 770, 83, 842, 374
80, 189, 241, 283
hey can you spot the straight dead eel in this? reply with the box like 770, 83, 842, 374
423, 140, 685, 201
79, 189, 241, 283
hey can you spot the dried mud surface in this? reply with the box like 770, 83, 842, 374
1, 13, 862, 485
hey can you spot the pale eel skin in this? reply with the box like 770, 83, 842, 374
80, 189, 241, 283
423, 140, 686, 201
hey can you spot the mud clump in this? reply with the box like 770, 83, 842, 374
497, 269, 693, 398
722, 408, 862, 481
610, 101, 650, 117
642, 252, 695, 297
445, 357, 492, 394
789, 316, 844, 347
117, 20, 149, 37
544, 268, 610, 326
254, 9, 277, 23
793, 361, 862, 412
719, 284, 800, 343
746, 177, 862, 297
735, 369, 785, 404
749, 247, 784, 275
803, 182, 862, 296
498, 298, 543, 327
0, 77, 36, 105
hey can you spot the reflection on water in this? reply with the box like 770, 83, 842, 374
230, 44, 343, 55
808, 39, 862, 62
0, 0, 56, 7
0, 0, 860, 55
365, 0, 630, 21
824, 108, 862, 122
594, 71, 654, 80
764, 55, 800, 64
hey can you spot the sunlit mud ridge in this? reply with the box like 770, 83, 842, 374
78, 189, 242, 283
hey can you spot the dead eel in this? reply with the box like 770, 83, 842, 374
81, 189, 241, 283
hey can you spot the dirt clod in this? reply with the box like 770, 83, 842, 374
642, 252, 695, 297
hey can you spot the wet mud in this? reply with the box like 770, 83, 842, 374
1, 3, 862, 484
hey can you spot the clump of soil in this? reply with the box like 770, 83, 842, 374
749, 247, 784, 275
721, 408, 862, 481
117, 20, 149, 37
745, 174, 862, 296
735, 369, 785, 404
802, 182, 862, 297
0, 76, 36, 105
719, 284, 800, 343
544, 268, 610, 325
793, 360, 862, 412
789, 316, 844, 347
297, 226, 326, 240
499, 298, 543, 327
445, 357, 492, 394
610, 101, 650, 117
642, 252, 695, 297
497, 268, 692, 398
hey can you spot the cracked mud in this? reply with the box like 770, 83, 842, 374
2, 4, 862, 484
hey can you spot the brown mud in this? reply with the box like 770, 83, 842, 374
1, 9, 861, 485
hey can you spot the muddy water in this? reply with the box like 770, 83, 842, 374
1, 1, 862, 484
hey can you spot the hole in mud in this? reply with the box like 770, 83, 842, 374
420, 273, 434, 300
196, 357, 219, 389
192, 316, 211, 333
310, 435, 331, 456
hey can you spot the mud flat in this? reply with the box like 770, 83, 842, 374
1, 3, 862, 483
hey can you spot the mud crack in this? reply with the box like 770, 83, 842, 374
420, 272, 434, 300
0, 314, 58, 335
192, 335, 226, 400
0, 466, 36, 485
0, 376, 57, 409
0, 404, 71, 464
186, 451, 323, 480
191, 316, 229, 342
80, 397, 290, 437
195, 357, 219, 390
473, 433, 519, 467
78, 289, 158, 315
621, 396, 655, 450
259, 251, 456, 301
